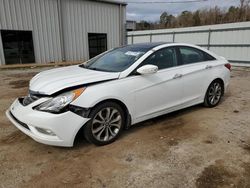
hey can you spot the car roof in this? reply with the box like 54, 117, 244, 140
125, 42, 169, 50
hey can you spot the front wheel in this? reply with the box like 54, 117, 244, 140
83, 102, 125, 146
204, 80, 224, 107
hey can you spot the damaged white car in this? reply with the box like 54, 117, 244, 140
6, 43, 231, 147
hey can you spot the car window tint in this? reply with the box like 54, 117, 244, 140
203, 52, 216, 61
141, 48, 177, 70
83, 46, 151, 72
179, 47, 205, 64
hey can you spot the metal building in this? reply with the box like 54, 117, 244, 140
126, 20, 136, 31
0, 0, 126, 65
127, 21, 250, 64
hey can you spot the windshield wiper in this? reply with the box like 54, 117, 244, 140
79, 64, 99, 71
88, 67, 98, 70
79, 64, 86, 68
79, 64, 112, 72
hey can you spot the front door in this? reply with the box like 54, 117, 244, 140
132, 47, 183, 122
1, 30, 35, 65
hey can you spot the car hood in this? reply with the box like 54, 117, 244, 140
29, 65, 120, 95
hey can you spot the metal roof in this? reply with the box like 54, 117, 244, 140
91, 0, 127, 6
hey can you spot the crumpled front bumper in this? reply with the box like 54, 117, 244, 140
6, 98, 90, 147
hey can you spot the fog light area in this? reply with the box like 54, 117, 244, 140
35, 127, 56, 136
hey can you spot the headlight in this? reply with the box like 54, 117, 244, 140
35, 88, 85, 113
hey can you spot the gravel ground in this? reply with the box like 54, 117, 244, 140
0, 66, 250, 188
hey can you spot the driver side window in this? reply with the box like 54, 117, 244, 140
140, 47, 177, 70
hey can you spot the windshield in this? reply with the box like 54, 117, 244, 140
81, 46, 149, 72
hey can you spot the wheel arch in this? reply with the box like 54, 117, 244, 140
91, 98, 132, 130
211, 78, 225, 95
203, 77, 225, 101
203, 77, 225, 108
73, 98, 132, 145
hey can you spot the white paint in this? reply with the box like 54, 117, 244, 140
6, 43, 230, 146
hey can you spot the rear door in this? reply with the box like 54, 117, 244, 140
177, 46, 216, 105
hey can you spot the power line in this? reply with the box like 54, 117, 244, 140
125, 0, 208, 4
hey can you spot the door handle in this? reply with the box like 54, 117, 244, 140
173, 74, 183, 79
205, 65, 213, 69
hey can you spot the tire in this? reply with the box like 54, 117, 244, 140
83, 101, 125, 146
204, 80, 224, 107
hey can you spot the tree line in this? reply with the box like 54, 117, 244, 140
136, 0, 250, 30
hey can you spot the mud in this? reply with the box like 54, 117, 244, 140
237, 163, 250, 187
0, 66, 250, 188
0, 131, 28, 145
9, 80, 30, 89
196, 161, 236, 188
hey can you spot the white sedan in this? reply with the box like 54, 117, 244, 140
6, 43, 231, 147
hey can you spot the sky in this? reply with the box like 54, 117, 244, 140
120, 0, 240, 22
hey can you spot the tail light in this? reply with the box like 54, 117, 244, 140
224, 63, 231, 71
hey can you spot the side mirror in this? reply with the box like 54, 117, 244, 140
137, 65, 158, 75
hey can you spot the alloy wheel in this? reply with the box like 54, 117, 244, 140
91, 107, 122, 142
208, 82, 222, 105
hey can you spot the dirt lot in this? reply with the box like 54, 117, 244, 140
0, 66, 250, 188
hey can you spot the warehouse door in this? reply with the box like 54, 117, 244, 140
1, 30, 35, 65
88, 33, 107, 59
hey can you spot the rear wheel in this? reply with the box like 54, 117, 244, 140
84, 102, 125, 146
204, 80, 224, 107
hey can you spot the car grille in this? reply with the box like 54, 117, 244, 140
9, 111, 30, 130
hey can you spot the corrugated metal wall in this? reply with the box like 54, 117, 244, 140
0, 0, 126, 65
0, 0, 62, 65
61, 0, 124, 61
127, 22, 250, 63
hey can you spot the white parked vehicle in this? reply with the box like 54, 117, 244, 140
6, 43, 231, 147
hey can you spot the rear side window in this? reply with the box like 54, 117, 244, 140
204, 52, 216, 61
140, 47, 178, 70
179, 47, 215, 65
